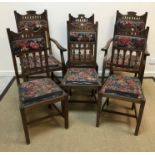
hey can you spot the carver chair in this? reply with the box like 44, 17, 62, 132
61, 14, 101, 105
7, 28, 69, 144
96, 26, 149, 135
14, 10, 67, 79
102, 11, 149, 83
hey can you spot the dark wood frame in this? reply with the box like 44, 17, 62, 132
96, 92, 145, 136
96, 26, 149, 136
14, 10, 67, 77
20, 93, 68, 144
7, 28, 69, 144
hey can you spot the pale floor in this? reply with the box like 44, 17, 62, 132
0, 79, 155, 151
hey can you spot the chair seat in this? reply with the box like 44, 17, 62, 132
63, 67, 100, 85
106, 54, 140, 68
20, 78, 63, 104
22, 54, 62, 70
100, 75, 144, 100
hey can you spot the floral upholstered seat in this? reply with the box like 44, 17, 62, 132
100, 75, 144, 99
63, 68, 100, 85
20, 78, 63, 104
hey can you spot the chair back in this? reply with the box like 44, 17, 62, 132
115, 11, 147, 35
110, 26, 149, 82
7, 28, 50, 85
67, 14, 98, 68
14, 10, 52, 54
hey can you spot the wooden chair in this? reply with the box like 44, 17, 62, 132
102, 11, 149, 83
14, 10, 67, 79
96, 27, 149, 135
7, 28, 69, 144
61, 14, 100, 105
66, 14, 98, 71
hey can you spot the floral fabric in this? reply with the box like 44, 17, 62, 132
19, 20, 48, 32
12, 38, 46, 53
101, 75, 144, 99
69, 32, 96, 42
116, 20, 145, 34
113, 35, 145, 50
64, 68, 99, 85
22, 55, 61, 69
20, 78, 63, 103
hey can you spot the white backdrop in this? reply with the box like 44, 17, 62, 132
0, 2, 155, 76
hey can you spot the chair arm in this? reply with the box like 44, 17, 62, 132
101, 38, 113, 56
144, 51, 150, 57
144, 44, 150, 57
50, 38, 67, 52
50, 38, 67, 75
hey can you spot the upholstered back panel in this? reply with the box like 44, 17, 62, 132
14, 10, 49, 32
115, 11, 147, 35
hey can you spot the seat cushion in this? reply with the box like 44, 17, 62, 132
20, 78, 63, 104
22, 54, 62, 69
100, 75, 144, 99
63, 68, 100, 85
106, 53, 140, 68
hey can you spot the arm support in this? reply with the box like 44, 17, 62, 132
49, 38, 67, 76
50, 38, 67, 52
101, 38, 113, 56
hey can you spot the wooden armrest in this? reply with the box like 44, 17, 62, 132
145, 51, 150, 56
50, 38, 67, 52
101, 38, 113, 56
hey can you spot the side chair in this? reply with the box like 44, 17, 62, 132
7, 28, 69, 144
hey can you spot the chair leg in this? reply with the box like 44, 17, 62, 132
131, 102, 135, 110
20, 108, 30, 144
48, 104, 53, 109
62, 67, 67, 77
61, 96, 69, 129
135, 101, 145, 136
96, 95, 102, 127
51, 72, 54, 80
106, 97, 109, 106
